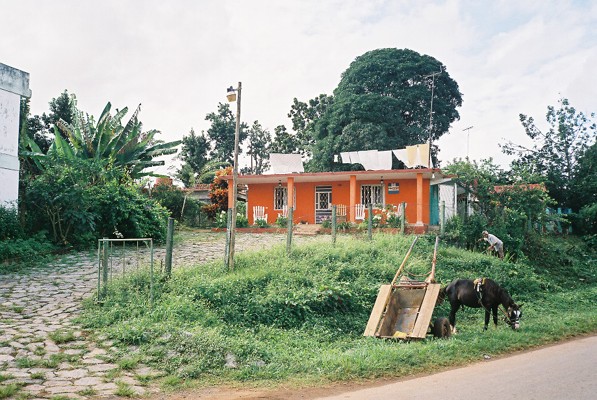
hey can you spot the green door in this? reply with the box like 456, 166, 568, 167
429, 185, 439, 225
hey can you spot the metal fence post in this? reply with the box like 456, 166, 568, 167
367, 204, 373, 240
332, 205, 337, 245
401, 202, 406, 234
440, 200, 445, 235
165, 217, 174, 277
286, 207, 294, 255
101, 238, 108, 300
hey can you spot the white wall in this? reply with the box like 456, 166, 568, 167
0, 63, 31, 208
0, 90, 20, 207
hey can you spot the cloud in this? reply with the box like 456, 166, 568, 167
1, 0, 595, 172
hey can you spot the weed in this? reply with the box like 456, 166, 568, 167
118, 356, 141, 371
30, 372, 45, 380
0, 383, 20, 399
33, 347, 46, 357
11, 306, 24, 314
115, 381, 135, 397
15, 358, 35, 369
0, 374, 13, 383
49, 396, 72, 400
77, 388, 97, 396
48, 330, 76, 344
161, 375, 182, 388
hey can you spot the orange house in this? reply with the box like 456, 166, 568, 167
224, 168, 446, 233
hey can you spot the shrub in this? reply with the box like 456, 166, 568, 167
275, 215, 288, 227
0, 232, 56, 267
0, 204, 23, 240
254, 218, 268, 228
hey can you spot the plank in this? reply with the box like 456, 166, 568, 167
363, 284, 392, 336
411, 283, 441, 338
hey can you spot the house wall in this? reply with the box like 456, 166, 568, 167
0, 63, 31, 208
247, 177, 430, 225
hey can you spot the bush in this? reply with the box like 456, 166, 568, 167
151, 184, 206, 228
0, 232, 56, 268
276, 215, 288, 227
25, 159, 168, 247
0, 204, 23, 240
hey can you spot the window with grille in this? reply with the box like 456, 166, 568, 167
274, 186, 287, 210
361, 185, 383, 206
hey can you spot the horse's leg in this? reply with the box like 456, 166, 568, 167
484, 308, 490, 330
449, 304, 458, 334
492, 306, 499, 327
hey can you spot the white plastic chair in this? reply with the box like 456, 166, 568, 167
278, 205, 288, 219
253, 206, 268, 223
355, 204, 365, 221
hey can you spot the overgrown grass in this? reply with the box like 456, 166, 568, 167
78, 233, 597, 388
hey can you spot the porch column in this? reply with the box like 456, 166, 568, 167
227, 179, 234, 209
416, 172, 424, 226
287, 177, 295, 209
349, 175, 357, 223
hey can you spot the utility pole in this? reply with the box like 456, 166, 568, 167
463, 126, 473, 160
225, 82, 241, 270
423, 68, 442, 168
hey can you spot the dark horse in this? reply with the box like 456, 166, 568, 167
441, 278, 522, 332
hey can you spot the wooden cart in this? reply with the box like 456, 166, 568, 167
363, 236, 451, 340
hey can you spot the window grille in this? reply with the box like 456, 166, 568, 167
274, 187, 287, 210
361, 185, 383, 206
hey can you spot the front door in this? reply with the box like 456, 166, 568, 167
315, 186, 332, 223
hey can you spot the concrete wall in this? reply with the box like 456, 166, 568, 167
0, 63, 31, 208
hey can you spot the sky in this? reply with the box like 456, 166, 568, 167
1, 0, 596, 175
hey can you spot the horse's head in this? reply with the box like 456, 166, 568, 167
506, 303, 522, 330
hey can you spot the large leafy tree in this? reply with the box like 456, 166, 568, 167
205, 103, 248, 164
310, 48, 462, 171
244, 121, 271, 175
270, 125, 300, 154
24, 102, 181, 179
288, 94, 333, 157
502, 98, 596, 209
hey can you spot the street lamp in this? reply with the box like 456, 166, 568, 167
225, 82, 241, 270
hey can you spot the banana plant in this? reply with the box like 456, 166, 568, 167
22, 102, 181, 179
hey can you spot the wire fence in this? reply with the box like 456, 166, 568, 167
97, 238, 154, 303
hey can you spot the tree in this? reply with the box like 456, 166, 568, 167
270, 125, 300, 154
176, 128, 210, 187
288, 94, 333, 157
23, 102, 181, 179
310, 48, 462, 171
205, 103, 248, 164
42, 90, 77, 141
502, 98, 597, 208
245, 121, 271, 175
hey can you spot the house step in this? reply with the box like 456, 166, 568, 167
293, 223, 322, 236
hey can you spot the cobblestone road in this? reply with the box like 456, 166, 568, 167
0, 232, 322, 399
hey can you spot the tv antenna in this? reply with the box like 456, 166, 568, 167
463, 126, 473, 159
423, 67, 442, 167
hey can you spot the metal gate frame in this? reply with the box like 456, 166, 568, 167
97, 238, 154, 304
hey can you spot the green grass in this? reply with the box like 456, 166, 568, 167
115, 381, 135, 397
0, 383, 20, 399
77, 388, 97, 396
48, 330, 76, 344
77, 233, 597, 389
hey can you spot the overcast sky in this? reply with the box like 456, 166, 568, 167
2, 0, 596, 174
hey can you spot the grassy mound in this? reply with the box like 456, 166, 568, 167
78, 233, 597, 387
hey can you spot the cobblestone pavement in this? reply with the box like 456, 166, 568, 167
0, 232, 323, 399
